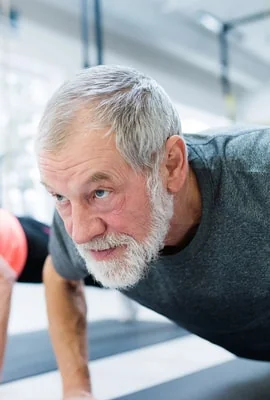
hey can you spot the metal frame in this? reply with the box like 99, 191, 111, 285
219, 10, 270, 121
80, 0, 103, 68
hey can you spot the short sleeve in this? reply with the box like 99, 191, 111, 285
49, 211, 89, 280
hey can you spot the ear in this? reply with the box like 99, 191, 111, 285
162, 135, 188, 193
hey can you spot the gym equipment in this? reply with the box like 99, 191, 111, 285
80, 0, 103, 68
2, 319, 187, 383
0, 209, 27, 276
218, 10, 270, 121
2, 321, 270, 400
115, 358, 270, 400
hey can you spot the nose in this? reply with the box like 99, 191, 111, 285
67, 204, 106, 244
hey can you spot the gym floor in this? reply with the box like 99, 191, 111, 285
1, 284, 269, 400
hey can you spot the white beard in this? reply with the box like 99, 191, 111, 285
75, 173, 174, 289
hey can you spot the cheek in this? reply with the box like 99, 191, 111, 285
105, 193, 126, 215
106, 193, 152, 241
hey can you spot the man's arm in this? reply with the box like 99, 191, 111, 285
0, 256, 17, 378
43, 256, 95, 399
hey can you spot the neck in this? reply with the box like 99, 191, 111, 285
165, 166, 202, 249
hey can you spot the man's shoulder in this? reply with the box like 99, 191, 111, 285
184, 125, 270, 145
185, 125, 270, 169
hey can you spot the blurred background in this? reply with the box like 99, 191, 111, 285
0, 0, 269, 223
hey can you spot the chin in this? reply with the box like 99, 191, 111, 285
84, 258, 148, 290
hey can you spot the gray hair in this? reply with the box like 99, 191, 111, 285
36, 65, 182, 172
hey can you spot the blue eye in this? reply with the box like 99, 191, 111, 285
94, 190, 110, 199
53, 193, 68, 203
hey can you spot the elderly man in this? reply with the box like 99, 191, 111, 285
36, 65, 270, 400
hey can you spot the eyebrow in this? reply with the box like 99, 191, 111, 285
40, 172, 112, 192
88, 172, 112, 183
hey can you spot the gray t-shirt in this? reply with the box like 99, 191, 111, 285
49, 126, 270, 360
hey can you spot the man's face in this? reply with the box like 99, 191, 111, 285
39, 128, 174, 289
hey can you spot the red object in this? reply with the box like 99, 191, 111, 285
0, 209, 27, 276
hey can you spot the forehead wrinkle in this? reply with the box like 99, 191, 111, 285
39, 152, 95, 176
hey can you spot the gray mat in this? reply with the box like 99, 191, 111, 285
115, 358, 270, 400
2, 319, 187, 383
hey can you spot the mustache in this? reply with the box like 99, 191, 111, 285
75, 232, 135, 252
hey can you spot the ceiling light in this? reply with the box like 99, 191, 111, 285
197, 11, 223, 34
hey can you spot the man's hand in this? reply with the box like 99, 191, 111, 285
64, 391, 97, 399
